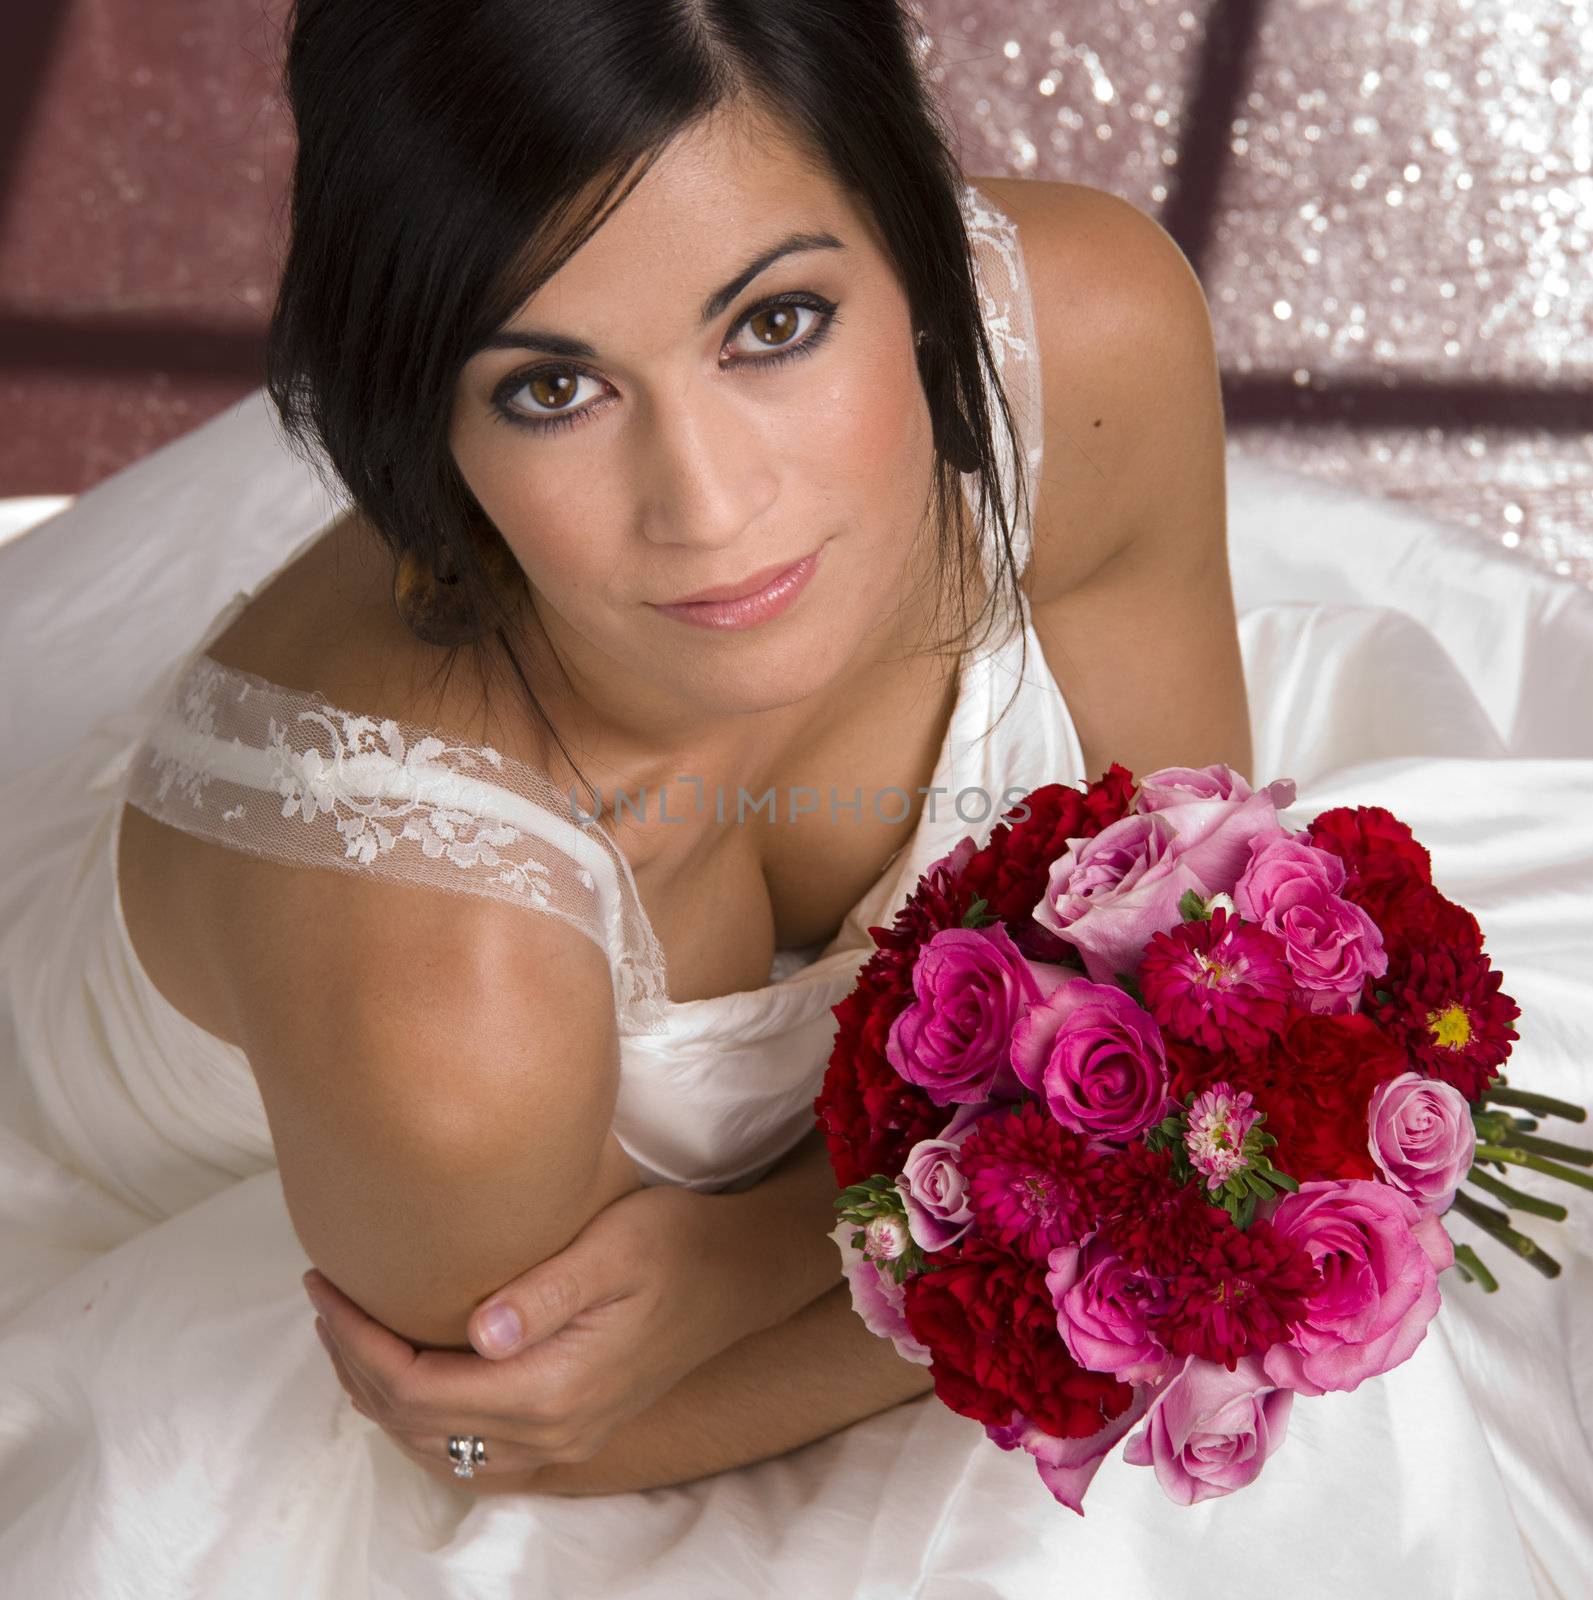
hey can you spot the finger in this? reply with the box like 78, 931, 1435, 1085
468, 1231, 632, 1360
402, 1431, 544, 1486
307, 1271, 573, 1427
314, 1317, 378, 1421
304, 1269, 427, 1405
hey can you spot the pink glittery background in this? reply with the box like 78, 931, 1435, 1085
1, 0, 1588, 586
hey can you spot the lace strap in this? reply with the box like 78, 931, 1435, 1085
958, 181, 1046, 592
122, 653, 671, 1035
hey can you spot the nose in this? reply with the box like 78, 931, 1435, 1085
635, 378, 779, 551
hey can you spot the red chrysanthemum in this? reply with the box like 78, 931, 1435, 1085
1092, 1143, 1228, 1275
1367, 944, 1520, 1101
1151, 1213, 1320, 1371
901, 1230, 1136, 1439
957, 1100, 1107, 1262
1138, 907, 1293, 1058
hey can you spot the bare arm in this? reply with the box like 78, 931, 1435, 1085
707, 1124, 853, 1340
223, 859, 648, 1351
465, 1124, 937, 1498
517, 1278, 937, 1498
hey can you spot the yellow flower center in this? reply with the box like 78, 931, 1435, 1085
1194, 950, 1232, 987
1426, 1002, 1472, 1049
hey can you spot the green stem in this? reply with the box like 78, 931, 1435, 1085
1451, 1242, 1498, 1293
1505, 1130, 1593, 1168
1473, 1143, 1593, 1193
1481, 1085, 1587, 1123
1448, 1190, 1562, 1280
1465, 1167, 1570, 1221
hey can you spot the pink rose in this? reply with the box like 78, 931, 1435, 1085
887, 924, 1063, 1106
1033, 813, 1209, 985
1135, 762, 1297, 815
1368, 1072, 1476, 1214
1260, 1178, 1454, 1396
1011, 977, 1173, 1142
1234, 833, 1389, 1012
1121, 1353, 1295, 1506
1132, 765, 1297, 891
1005, 1384, 1155, 1517
828, 1218, 932, 1366
898, 1121, 980, 1253
1047, 1232, 1176, 1385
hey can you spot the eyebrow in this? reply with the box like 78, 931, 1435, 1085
475, 230, 847, 361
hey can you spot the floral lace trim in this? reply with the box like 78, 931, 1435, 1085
958, 180, 1045, 590
126, 653, 671, 1035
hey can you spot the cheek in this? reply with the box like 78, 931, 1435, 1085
794, 345, 932, 519
450, 424, 619, 595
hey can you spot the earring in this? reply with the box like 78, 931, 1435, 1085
392, 518, 524, 647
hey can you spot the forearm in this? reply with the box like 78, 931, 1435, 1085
523, 1278, 937, 1498
709, 1125, 853, 1340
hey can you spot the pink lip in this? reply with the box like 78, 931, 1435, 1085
649, 544, 825, 631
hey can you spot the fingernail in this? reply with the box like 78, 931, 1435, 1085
475, 1303, 522, 1356
314, 1317, 333, 1353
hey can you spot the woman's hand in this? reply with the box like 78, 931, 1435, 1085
303, 1180, 762, 1493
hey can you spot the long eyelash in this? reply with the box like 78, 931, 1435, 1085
488, 294, 840, 434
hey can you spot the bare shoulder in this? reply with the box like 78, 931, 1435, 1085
965, 174, 1249, 785
966, 174, 1224, 606
201, 506, 539, 760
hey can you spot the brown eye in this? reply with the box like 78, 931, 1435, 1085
528, 372, 580, 411
744, 304, 803, 349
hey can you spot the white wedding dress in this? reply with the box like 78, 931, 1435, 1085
1, 185, 1589, 1600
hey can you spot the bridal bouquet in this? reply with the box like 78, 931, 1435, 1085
813, 763, 1591, 1512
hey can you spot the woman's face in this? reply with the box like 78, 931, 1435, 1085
449, 105, 940, 748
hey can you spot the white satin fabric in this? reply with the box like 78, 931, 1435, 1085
2, 299, 1591, 1600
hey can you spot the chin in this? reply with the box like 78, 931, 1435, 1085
663, 614, 858, 713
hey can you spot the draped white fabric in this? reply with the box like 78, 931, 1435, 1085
0, 185, 1589, 1594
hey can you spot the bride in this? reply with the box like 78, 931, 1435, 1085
2, 2, 1589, 1595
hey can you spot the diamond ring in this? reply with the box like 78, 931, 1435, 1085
448, 1434, 488, 1479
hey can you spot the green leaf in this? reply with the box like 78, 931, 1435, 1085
1178, 889, 1210, 923
1114, 971, 1147, 1006
961, 897, 995, 929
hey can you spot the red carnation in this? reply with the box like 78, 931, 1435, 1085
814, 976, 948, 1190
1152, 1213, 1320, 1371
1377, 882, 1485, 964
959, 766, 1136, 926
1367, 944, 1520, 1101
901, 1230, 1136, 1439
1307, 804, 1432, 886
1306, 805, 1433, 932
1250, 1010, 1410, 1181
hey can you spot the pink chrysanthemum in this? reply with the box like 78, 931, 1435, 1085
957, 1101, 1105, 1263
1138, 907, 1292, 1058
1185, 1081, 1263, 1192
